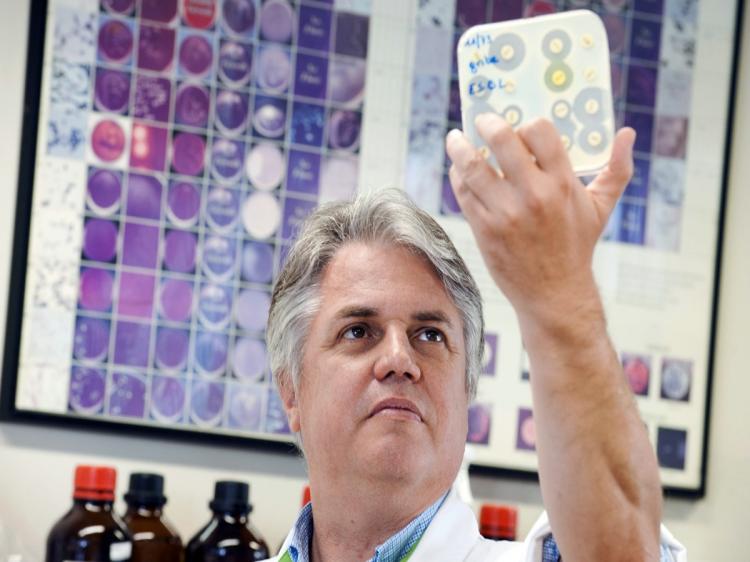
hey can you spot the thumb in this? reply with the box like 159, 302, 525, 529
587, 127, 636, 221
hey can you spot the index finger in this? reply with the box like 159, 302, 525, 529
475, 113, 539, 185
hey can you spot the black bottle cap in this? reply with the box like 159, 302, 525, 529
209, 480, 252, 514
124, 472, 167, 507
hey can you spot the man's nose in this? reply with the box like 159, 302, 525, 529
372, 329, 422, 382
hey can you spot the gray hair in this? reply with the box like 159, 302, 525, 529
267, 188, 484, 398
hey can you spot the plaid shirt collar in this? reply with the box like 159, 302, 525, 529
285, 491, 448, 562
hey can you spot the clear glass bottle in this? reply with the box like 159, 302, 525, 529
122, 473, 183, 562
46, 465, 132, 562
185, 481, 269, 562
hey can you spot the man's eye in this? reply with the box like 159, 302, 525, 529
342, 325, 368, 340
418, 329, 444, 343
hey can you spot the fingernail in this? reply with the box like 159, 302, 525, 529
446, 128, 463, 144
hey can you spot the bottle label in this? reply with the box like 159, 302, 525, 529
110, 541, 133, 561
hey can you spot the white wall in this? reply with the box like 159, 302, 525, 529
1, 1, 748, 561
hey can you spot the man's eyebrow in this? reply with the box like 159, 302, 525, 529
334, 306, 379, 320
412, 310, 453, 327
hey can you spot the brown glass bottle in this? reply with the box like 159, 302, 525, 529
46, 465, 133, 562
185, 481, 270, 562
122, 473, 183, 562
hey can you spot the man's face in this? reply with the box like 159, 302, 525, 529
281, 242, 468, 491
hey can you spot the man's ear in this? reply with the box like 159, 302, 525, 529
277, 372, 301, 432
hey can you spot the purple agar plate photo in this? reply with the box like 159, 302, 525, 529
108, 372, 146, 418
134, 76, 172, 122
130, 123, 168, 172
211, 138, 245, 183
91, 119, 126, 163
159, 277, 195, 323
253, 96, 286, 138
87, 168, 122, 215
661, 358, 692, 401
222, 0, 256, 36
218, 39, 254, 86
327, 110, 361, 151
126, 173, 162, 220
150, 376, 187, 423
622, 353, 651, 396
175, 83, 211, 128
215, 89, 250, 136
198, 284, 233, 330
246, 142, 285, 191
172, 132, 207, 176
334, 12, 368, 58
163, 229, 198, 273
481, 333, 498, 376
286, 150, 321, 195
206, 186, 241, 232
202, 237, 238, 282
141, 0, 178, 24
190, 380, 225, 426
298, 5, 331, 52
73, 316, 110, 362
295, 53, 328, 99
94, 67, 131, 114
79, 267, 114, 312
194, 331, 229, 377
319, 155, 358, 202
113, 321, 151, 367
328, 57, 366, 106
241, 242, 274, 284
98, 18, 134, 64
516, 408, 536, 451
281, 197, 315, 241
137, 25, 176, 72
82, 218, 118, 263
259, 0, 294, 43
467, 403, 491, 445
167, 180, 201, 226
227, 384, 264, 430
155, 327, 190, 371
117, 271, 156, 318
121, 222, 159, 268
234, 289, 271, 333
265, 388, 290, 434
255, 45, 292, 93
241, 192, 281, 239
290, 102, 325, 146
179, 33, 214, 78
102, 0, 135, 16
232, 337, 267, 381
657, 427, 687, 470
69, 367, 106, 415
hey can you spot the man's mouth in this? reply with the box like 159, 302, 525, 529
369, 397, 423, 422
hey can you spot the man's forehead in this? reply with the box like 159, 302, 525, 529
316, 242, 458, 317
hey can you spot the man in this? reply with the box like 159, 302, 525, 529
264, 115, 686, 561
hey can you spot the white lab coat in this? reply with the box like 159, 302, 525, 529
266, 490, 687, 561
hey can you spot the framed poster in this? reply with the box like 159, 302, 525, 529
1, 0, 371, 449
405, 0, 742, 495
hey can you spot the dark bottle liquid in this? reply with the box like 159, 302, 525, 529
122, 473, 183, 562
185, 481, 270, 562
46, 465, 133, 562
479, 503, 518, 541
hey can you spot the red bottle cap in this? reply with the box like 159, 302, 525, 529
479, 503, 517, 541
301, 485, 311, 507
73, 465, 117, 501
